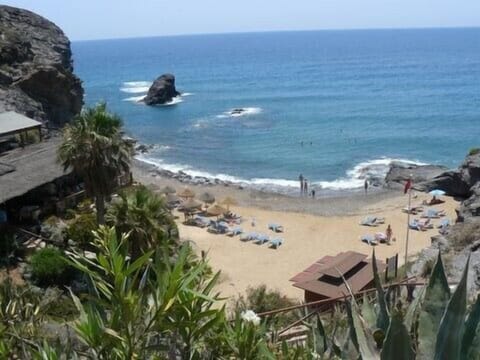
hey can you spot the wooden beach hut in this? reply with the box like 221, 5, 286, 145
290, 251, 385, 307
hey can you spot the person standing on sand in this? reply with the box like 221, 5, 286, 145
299, 174, 304, 195
364, 179, 369, 195
311, 188, 316, 199
386, 224, 392, 244
304, 179, 308, 196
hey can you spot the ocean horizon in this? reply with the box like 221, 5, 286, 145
72, 28, 480, 195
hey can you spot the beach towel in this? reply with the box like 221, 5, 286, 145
268, 223, 284, 232
270, 237, 283, 249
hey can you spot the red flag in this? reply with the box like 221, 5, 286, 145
404, 179, 412, 194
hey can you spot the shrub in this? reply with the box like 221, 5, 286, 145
232, 284, 298, 327
30, 247, 74, 287
469, 148, 480, 156
63, 209, 76, 220
66, 213, 97, 248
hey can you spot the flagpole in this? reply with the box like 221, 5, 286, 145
404, 174, 413, 279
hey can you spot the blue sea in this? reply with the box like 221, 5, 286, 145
72, 29, 480, 194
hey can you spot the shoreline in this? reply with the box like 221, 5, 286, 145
133, 159, 402, 217
132, 159, 459, 300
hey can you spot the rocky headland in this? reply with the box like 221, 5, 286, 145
143, 74, 180, 105
0, 5, 83, 126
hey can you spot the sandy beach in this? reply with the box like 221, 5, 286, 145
133, 161, 459, 301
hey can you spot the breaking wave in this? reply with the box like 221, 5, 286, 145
216, 107, 262, 118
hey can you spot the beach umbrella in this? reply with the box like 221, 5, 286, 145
181, 199, 202, 211
220, 196, 238, 210
160, 185, 176, 194
178, 187, 196, 199
206, 203, 227, 216
429, 189, 446, 197
199, 191, 215, 204
164, 193, 180, 204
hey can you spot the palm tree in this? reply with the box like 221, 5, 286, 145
107, 186, 179, 258
58, 103, 133, 224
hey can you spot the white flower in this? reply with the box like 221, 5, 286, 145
241, 310, 261, 326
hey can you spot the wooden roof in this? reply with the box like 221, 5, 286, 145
0, 111, 41, 137
290, 251, 385, 299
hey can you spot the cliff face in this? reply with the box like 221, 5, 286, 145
0, 5, 83, 126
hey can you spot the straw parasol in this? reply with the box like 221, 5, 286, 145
164, 193, 180, 204
160, 185, 176, 194
206, 203, 227, 216
181, 198, 202, 211
220, 196, 238, 210
178, 187, 196, 199
198, 191, 215, 204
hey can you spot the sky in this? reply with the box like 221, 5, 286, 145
3, 0, 480, 41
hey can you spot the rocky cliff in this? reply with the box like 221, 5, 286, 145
0, 5, 83, 126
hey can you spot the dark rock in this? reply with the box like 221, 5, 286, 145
0, 6, 83, 126
384, 163, 447, 189
143, 74, 180, 105
457, 183, 480, 222
418, 151, 480, 198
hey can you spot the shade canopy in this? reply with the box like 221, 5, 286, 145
178, 187, 196, 198
220, 196, 238, 210
181, 198, 202, 210
160, 185, 176, 194
206, 203, 227, 216
199, 192, 215, 204
164, 193, 180, 203
429, 189, 446, 196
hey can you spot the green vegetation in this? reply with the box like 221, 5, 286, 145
66, 212, 97, 248
469, 148, 480, 156
107, 185, 179, 258
58, 103, 133, 224
30, 247, 74, 287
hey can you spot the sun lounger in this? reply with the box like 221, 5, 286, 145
240, 232, 257, 242
421, 209, 445, 219
268, 223, 284, 232
193, 215, 212, 228
269, 237, 283, 249
375, 232, 387, 243
254, 234, 270, 245
360, 216, 385, 226
402, 205, 424, 215
227, 226, 243, 237
361, 234, 378, 246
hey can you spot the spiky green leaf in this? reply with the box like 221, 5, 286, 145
417, 251, 451, 359
361, 293, 376, 330
380, 309, 415, 360
434, 255, 470, 360
462, 294, 480, 360
372, 250, 389, 332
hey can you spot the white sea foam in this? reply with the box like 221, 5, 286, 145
181, 92, 194, 96
123, 81, 152, 87
136, 155, 427, 193
122, 95, 146, 102
162, 96, 184, 106
217, 107, 262, 118
120, 86, 151, 94
314, 157, 427, 190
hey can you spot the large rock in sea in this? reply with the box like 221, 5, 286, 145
0, 6, 83, 126
143, 74, 180, 105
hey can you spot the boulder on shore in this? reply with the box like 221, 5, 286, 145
417, 151, 480, 198
143, 74, 180, 105
0, 5, 84, 126
384, 162, 447, 190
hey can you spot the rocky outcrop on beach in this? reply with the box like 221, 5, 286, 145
384, 162, 447, 190
416, 150, 480, 198
0, 5, 83, 126
143, 74, 180, 105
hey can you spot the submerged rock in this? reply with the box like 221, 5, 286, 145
0, 5, 84, 125
143, 74, 180, 105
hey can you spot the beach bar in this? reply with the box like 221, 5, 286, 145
0, 111, 42, 142
290, 251, 385, 307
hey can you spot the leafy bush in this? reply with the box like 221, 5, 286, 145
233, 284, 298, 327
63, 208, 76, 220
30, 247, 74, 287
469, 148, 480, 156
66, 212, 97, 247
41, 217, 67, 246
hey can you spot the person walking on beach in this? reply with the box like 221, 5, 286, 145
299, 174, 304, 195
311, 188, 316, 199
386, 224, 393, 244
364, 179, 369, 195
304, 179, 308, 196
